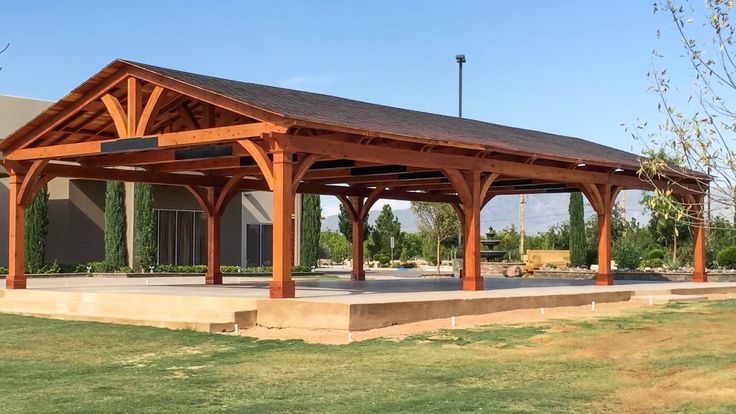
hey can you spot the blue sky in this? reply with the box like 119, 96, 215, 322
0, 1, 693, 218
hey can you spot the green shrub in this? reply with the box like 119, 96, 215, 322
399, 262, 417, 269
374, 254, 390, 266
86, 261, 112, 273
613, 241, 640, 269
644, 248, 667, 260
152, 264, 313, 274
716, 246, 736, 269
0, 266, 8, 275
639, 258, 665, 269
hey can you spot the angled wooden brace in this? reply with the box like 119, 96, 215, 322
292, 154, 320, 193
18, 160, 49, 207
214, 173, 246, 216
185, 184, 214, 216
238, 139, 274, 190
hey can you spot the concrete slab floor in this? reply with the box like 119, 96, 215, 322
12, 274, 736, 304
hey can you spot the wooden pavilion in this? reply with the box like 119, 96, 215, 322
0, 60, 709, 298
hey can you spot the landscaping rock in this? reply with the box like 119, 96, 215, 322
504, 265, 523, 278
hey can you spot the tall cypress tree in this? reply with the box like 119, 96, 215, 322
569, 192, 586, 266
300, 194, 321, 268
104, 181, 127, 270
25, 185, 49, 273
133, 183, 156, 272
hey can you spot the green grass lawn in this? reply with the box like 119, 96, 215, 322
1, 301, 736, 413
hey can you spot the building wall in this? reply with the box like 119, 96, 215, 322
0, 95, 52, 139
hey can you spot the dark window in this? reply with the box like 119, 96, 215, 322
245, 223, 273, 267
156, 209, 207, 266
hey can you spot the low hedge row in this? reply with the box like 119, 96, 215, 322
1, 263, 313, 275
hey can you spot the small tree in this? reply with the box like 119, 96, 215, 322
411, 202, 460, 274
300, 194, 321, 268
104, 181, 127, 270
568, 192, 586, 266
369, 204, 401, 259
25, 186, 49, 273
133, 184, 156, 272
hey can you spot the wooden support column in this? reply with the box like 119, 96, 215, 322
596, 209, 613, 285
350, 196, 365, 281
683, 194, 707, 282
692, 212, 707, 282
336, 189, 384, 281
580, 184, 619, 286
7, 173, 26, 289
444, 170, 497, 291
461, 171, 483, 290
270, 149, 295, 298
205, 187, 222, 285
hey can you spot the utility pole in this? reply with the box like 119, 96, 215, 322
517, 189, 524, 260
620, 190, 627, 221
455, 54, 466, 257
456, 54, 466, 118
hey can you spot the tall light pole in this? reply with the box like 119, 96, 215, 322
456, 54, 466, 118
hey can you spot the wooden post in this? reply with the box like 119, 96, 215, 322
351, 218, 365, 281
462, 170, 483, 291
7, 173, 26, 289
205, 187, 222, 285
596, 210, 613, 285
270, 149, 295, 298
579, 185, 618, 286
692, 197, 707, 282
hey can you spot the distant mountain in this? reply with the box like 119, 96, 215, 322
321, 190, 649, 235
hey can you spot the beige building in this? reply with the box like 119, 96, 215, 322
0, 95, 298, 268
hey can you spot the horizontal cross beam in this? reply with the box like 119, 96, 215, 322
6, 123, 282, 161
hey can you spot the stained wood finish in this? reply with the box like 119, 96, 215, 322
270, 149, 295, 298
336, 190, 384, 281
7, 173, 26, 289
0, 63, 709, 298
579, 184, 620, 285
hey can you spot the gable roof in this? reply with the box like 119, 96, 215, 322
123, 60, 641, 169
1, 59, 642, 171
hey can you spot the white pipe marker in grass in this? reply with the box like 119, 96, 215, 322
234, 324, 239, 334
451, 316, 456, 327
649, 295, 654, 305
348, 331, 353, 343
591, 301, 596, 312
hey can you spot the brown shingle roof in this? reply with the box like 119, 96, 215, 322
124, 60, 642, 169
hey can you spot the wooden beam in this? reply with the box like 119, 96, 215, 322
127, 77, 142, 136
101, 94, 128, 137
6, 68, 131, 151
237, 139, 274, 189
275, 133, 673, 191
136, 86, 164, 136
43, 163, 223, 187
7, 123, 282, 161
